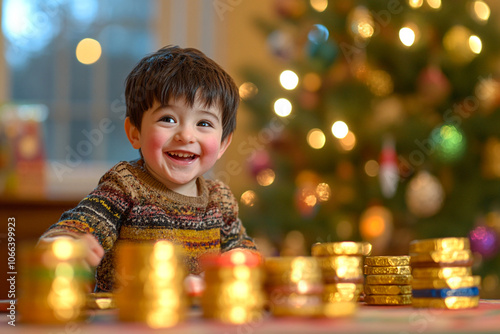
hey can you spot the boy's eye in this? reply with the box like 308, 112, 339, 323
159, 116, 175, 123
197, 120, 212, 127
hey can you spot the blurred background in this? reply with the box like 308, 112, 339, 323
1, 0, 499, 298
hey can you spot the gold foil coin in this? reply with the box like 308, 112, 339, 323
364, 256, 410, 267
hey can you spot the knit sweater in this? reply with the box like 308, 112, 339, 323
41, 159, 258, 292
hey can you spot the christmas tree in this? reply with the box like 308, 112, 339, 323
237, 0, 500, 297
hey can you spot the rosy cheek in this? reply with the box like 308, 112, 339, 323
203, 138, 223, 156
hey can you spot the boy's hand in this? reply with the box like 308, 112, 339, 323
38, 233, 105, 268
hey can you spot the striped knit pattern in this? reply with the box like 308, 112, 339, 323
41, 159, 258, 292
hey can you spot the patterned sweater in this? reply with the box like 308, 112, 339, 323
41, 159, 258, 292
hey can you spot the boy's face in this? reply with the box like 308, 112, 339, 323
125, 95, 232, 196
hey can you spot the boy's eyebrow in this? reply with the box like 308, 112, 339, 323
199, 109, 221, 122
151, 103, 221, 122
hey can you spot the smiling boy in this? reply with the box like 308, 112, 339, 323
40, 46, 259, 292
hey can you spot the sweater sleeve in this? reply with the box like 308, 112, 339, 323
40, 166, 131, 251
215, 181, 258, 253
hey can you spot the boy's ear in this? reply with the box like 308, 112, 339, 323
217, 133, 233, 159
124, 117, 141, 149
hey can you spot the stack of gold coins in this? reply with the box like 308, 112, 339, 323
311, 241, 371, 317
18, 239, 91, 324
410, 237, 480, 309
364, 256, 412, 306
115, 241, 187, 328
265, 256, 324, 317
200, 250, 264, 324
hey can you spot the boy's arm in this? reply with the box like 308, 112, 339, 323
40, 168, 131, 254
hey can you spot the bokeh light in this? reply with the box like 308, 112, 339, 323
240, 190, 257, 207
315, 182, 331, 202
76, 38, 102, 65
426, 0, 441, 10
471, 0, 490, 23
256, 168, 276, 186
364, 160, 379, 177
408, 0, 423, 8
280, 70, 299, 90
339, 131, 356, 151
310, 0, 328, 12
274, 98, 292, 117
331, 121, 349, 139
360, 206, 393, 239
303, 72, 322, 91
307, 128, 326, 149
239, 82, 259, 100
469, 35, 482, 54
308, 24, 329, 44
399, 27, 416, 47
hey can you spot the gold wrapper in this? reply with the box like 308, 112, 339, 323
265, 272, 323, 285
320, 301, 358, 318
412, 296, 479, 309
204, 265, 265, 282
412, 275, 481, 290
323, 266, 364, 280
410, 250, 473, 265
364, 266, 411, 275
265, 281, 323, 295
364, 285, 412, 295
319, 255, 364, 269
87, 293, 116, 310
364, 256, 410, 267
311, 242, 372, 256
412, 267, 472, 279
265, 256, 320, 274
364, 294, 412, 305
365, 274, 413, 285
409, 238, 470, 253
323, 283, 363, 302
201, 291, 266, 308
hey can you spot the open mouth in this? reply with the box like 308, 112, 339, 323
167, 151, 198, 161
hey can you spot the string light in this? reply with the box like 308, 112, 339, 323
307, 128, 326, 149
274, 98, 292, 117
256, 168, 276, 186
331, 121, 349, 139
399, 27, 416, 47
408, 0, 423, 8
76, 38, 102, 65
471, 0, 490, 23
339, 131, 356, 151
426, 0, 441, 10
280, 70, 299, 90
310, 0, 328, 12
469, 35, 482, 54
239, 82, 258, 100
303, 73, 322, 92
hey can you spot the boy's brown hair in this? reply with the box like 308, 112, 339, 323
125, 45, 239, 141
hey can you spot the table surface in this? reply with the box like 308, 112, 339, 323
1, 299, 499, 334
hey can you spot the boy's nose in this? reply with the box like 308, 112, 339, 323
174, 127, 195, 143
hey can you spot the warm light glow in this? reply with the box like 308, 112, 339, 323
256, 168, 276, 186
364, 160, 379, 177
274, 98, 292, 117
303, 72, 322, 91
469, 35, 482, 54
339, 131, 356, 151
240, 190, 257, 207
154, 241, 174, 261
76, 38, 102, 65
302, 188, 317, 207
52, 239, 74, 260
360, 206, 393, 239
239, 82, 258, 100
331, 121, 349, 139
280, 70, 299, 90
399, 27, 416, 47
472, 1, 490, 22
307, 128, 326, 149
310, 0, 328, 12
230, 251, 247, 265
316, 183, 331, 202
426, 0, 441, 9
408, 0, 423, 8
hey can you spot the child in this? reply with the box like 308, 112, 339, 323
40, 45, 259, 292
